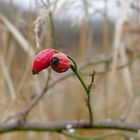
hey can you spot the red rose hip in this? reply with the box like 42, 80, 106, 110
32, 48, 56, 75
50, 52, 71, 73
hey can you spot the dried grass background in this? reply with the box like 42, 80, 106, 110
0, 0, 140, 140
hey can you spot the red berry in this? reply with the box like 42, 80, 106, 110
32, 48, 56, 75
50, 52, 71, 73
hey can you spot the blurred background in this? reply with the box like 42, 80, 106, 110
0, 0, 140, 139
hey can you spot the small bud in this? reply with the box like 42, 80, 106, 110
32, 48, 56, 75
50, 52, 70, 73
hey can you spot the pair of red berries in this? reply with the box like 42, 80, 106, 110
32, 48, 71, 75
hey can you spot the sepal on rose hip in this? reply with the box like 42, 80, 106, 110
32, 48, 56, 75
50, 52, 71, 73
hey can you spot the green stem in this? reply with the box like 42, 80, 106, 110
87, 91, 93, 125
87, 70, 96, 124
70, 65, 93, 125
70, 65, 88, 93
68, 56, 77, 70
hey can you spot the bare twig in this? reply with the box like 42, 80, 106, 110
87, 70, 96, 124
0, 12, 34, 57
88, 70, 96, 93
120, 89, 140, 121
1, 120, 140, 134
0, 55, 16, 100
21, 69, 52, 120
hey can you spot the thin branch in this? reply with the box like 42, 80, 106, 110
70, 65, 93, 125
81, 53, 140, 76
88, 70, 96, 92
0, 55, 16, 100
1, 120, 140, 134
120, 89, 140, 121
87, 70, 96, 124
21, 69, 52, 120
70, 59, 95, 125
70, 65, 88, 93
0, 12, 34, 57
68, 56, 78, 70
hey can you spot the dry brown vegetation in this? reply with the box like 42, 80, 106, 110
0, 0, 140, 140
